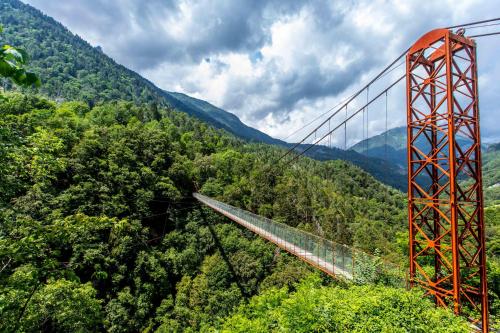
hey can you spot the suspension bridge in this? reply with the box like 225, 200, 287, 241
194, 20, 500, 332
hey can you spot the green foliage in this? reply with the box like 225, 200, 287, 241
482, 145, 500, 206
24, 279, 102, 332
485, 205, 500, 257
458, 145, 500, 206
216, 274, 469, 333
0, 264, 102, 332
0, 24, 39, 87
485, 205, 500, 329
0, 91, 490, 331
0, 93, 278, 331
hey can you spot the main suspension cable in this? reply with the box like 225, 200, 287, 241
270, 17, 500, 170
446, 17, 500, 29
283, 75, 405, 167
464, 22, 500, 30
469, 31, 500, 38
274, 48, 409, 164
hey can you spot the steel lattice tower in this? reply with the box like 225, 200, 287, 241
406, 29, 488, 331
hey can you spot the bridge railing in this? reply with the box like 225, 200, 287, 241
194, 193, 406, 286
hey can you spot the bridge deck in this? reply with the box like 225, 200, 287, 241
194, 193, 354, 280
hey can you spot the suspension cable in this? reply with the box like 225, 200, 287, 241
446, 17, 500, 29
283, 75, 405, 167
274, 48, 409, 164
464, 22, 500, 30
366, 86, 369, 152
469, 31, 500, 38
384, 90, 388, 159
271, 17, 500, 169
344, 105, 347, 152
282, 92, 356, 141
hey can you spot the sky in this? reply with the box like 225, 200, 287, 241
23, 0, 500, 143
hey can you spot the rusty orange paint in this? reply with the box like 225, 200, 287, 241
407, 29, 489, 332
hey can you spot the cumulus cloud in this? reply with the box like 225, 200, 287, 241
23, 0, 500, 143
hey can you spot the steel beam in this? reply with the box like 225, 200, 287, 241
406, 29, 488, 331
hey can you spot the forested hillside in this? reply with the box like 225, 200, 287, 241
0, 0, 410, 190
351, 126, 499, 195
351, 126, 487, 164
483, 143, 500, 205
0, 0, 280, 145
351, 126, 408, 168
0, 93, 476, 332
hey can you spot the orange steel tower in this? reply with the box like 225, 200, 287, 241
406, 29, 488, 331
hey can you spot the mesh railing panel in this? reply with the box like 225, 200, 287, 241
194, 193, 405, 286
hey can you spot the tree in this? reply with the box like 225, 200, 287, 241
0, 25, 40, 88
218, 274, 469, 333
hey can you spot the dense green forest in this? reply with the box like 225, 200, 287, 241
0, 1, 163, 105
483, 144, 500, 206
0, 93, 481, 331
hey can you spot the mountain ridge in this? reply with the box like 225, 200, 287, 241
161, 91, 284, 145
352, 126, 500, 198
351, 126, 488, 167
0, 0, 281, 145
0, 0, 407, 189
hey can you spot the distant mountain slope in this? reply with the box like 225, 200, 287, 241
484, 143, 500, 186
0, 0, 408, 190
352, 126, 499, 194
292, 144, 407, 190
351, 126, 482, 168
162, 92, 282, 144
351, 127, 408, 168
0, 0, 279, 144
483, 143, 500, 205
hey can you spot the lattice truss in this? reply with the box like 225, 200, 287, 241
406, 29, 488, 325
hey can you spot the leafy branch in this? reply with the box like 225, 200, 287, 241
0, 25, 40, 87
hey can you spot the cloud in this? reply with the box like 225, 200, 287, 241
23, 0, 500, 143
25, 0, 305, 69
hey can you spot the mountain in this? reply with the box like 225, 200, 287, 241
484, 143, 500, 187
483, 143, 500, 205
0, 0, 408, 190
0, 0, 279, 145
352, 126, 486, 168
351, 127, 408, 168
161, 91, 282, 145
292, 144, 407, 190
352, 126, 499, 196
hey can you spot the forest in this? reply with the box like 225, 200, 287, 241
0, 93, 497, 332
